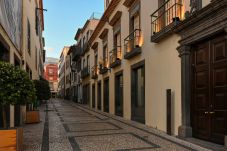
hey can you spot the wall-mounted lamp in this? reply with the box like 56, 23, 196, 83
36, 8, 48, 12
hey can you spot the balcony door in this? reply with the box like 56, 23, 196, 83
104, 78, 109, 113
130, 11, 140, 49
115, 73, 123, 117
131, 62, 145, 123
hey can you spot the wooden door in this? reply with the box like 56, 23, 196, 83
192, 35, 227, 144
104, 78, 109, 113
210, 36, 227, 144
92, 84, 95, 108
115, 74, 123, 117
98, 81, 102, 110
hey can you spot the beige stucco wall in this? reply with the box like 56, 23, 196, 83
87, 0, 182, 136
75, 0, 213, 136
22, 0, 44, 80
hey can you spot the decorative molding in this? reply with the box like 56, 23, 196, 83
123, 0, 137, 8
175, 0, 227, 46
177, 45, 191, 57
91, 42, 98, 50
109, 11, 122, 26
99, 28, 109, 39
88, 0, 120, 44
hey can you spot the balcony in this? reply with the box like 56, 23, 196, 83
124, 29, 142, 59
109, 46, 122, 68
81, 66, 90, 79
71, 62, 77, 72
72, 46, 82, 61
91, 65, 98, 79
99, 58, 109, 74
151, 0, 183, 43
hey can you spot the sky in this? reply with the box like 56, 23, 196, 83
43, 0, 104, 59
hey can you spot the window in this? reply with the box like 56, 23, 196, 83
86, 31, 89, 42
95, 54, 98, 66
83, 37, 86, 48
35, 47, 37, 70
0, 36, 10, 62
49, 77, 53, 81
103, 36, 108, 68
103, 45, 108, 67
35, 9, 39, 36
49, 69, 53, 74
83, 59, 86, 68
27, 19, 31, 55
87, 55, 90, 68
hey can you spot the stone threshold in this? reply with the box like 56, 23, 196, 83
184, 138, 226, 151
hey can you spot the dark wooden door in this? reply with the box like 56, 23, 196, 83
131, 65, 145, 124
192, 35, 227, 144
92, 84, 95, 108
104, 78, 109, 113
98, 81, 102, 110
115, 74, 123, 117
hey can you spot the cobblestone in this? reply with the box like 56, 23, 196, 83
23, 99, 213, 151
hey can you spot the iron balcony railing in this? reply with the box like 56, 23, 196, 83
109, 46, 122, 65
91, 65, 98, 79
99, 57, 109, 74
81, 66, 90, 78
151, 0, 183, 35
103, 57, 108, 68
72, 46, 82, 61
124, 29, 141, 55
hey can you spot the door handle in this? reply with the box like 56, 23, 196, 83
210, 111, 215, 114
204, 111, 209, 114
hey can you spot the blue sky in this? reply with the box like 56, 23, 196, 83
43, 0, 104, 59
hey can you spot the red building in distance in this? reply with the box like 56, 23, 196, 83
44, 57, 59, 97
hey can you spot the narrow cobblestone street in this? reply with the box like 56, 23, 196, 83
23, 99, 214, 151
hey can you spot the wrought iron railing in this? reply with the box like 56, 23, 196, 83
72, 45, 82, 61
103, 57, 108, 68
124, 29, 141, 55
109, 46, 122, 65
151, 0, 183, 35
91, 65, 98, 79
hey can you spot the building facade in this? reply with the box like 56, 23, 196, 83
0, 0, 45, 79
68, 0, 226, 146
70, 15, 100, 104
58, 46, 70, 98
44, 57, 59, 97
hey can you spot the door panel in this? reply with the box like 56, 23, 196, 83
92, 84, 95, 108
115, 74, 123, 117
104, 79, 109, 113
210, 36, 227, 144
98, 82, 102, 110
192, 35, 227, 144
